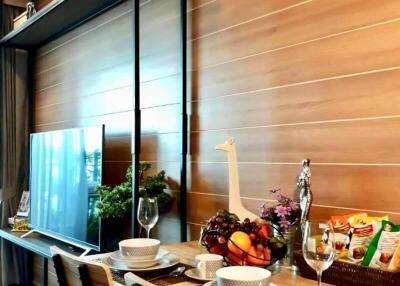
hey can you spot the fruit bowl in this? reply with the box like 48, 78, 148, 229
201, 210, 287, 268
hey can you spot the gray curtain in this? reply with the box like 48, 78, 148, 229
0, 3, 32, 285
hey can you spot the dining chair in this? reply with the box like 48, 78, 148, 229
50, 246, 115, 286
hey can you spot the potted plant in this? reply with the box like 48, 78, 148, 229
95, 162, 173, 249
137, 162, 173, 213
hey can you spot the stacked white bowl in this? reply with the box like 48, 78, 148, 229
110, 238, 163, 268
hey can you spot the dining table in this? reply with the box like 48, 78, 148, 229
87, 241, 331, 286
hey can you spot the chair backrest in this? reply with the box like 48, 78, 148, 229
50, 246, 114, 286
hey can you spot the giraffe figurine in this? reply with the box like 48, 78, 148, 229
215, 137, 258, 221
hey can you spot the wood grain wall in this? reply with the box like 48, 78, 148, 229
186, 0, 400, 238
31, 0, 400, 281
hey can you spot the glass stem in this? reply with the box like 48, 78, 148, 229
146, 227, 151, 238
316, 270, 322, 286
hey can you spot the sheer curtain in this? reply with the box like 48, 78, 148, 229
30, 129, 88, 242
0, 3, 31, 285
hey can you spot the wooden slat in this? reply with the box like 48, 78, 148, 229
191, 117, 400, 164
36, 11, 132, 73
102, 161, 132, 186
190, 163, 400, 213
193, 0, 400, 69
142, 104, 180, 134
103, 136, 131, 162
193, 20, 400, 101
35, 87, 133, 125
34, 111, 132, 137
141, 75, 181, 108
192, 68, 400, 131
36, 8, 179, 75
187, 193, 400, 225
141, 133, 181, 162
35, 62, 132, 106
190, 0, 304, 40
37, 0, 175, 57
36, 73, 180, 110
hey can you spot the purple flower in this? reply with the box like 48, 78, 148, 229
279, 219, 290, 229
289, 201, 299, 211
277, 193, 288, 203
274, 205, 289, 218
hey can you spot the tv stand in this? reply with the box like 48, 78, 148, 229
0, 227, 96, 286
21, 229, 92, 256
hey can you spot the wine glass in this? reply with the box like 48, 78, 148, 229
302, 221, 335, 286
137, 197, 159, 238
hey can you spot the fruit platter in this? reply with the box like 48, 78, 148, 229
201, 209, 287, 267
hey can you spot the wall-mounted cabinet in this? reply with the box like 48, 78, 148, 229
0, 0, 124, 49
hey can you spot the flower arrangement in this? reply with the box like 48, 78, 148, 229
260, 189, 301, 230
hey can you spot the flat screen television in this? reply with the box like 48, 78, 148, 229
29, 125, 104, 251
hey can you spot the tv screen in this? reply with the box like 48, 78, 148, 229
29, 126, 103, 250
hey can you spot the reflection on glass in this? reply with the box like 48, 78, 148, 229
30, 126, 103, 249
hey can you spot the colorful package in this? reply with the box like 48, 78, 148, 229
346, 215, 388, 262
330, 213, 366, 255
362, 221, 400, 270
388, 243, 400, 272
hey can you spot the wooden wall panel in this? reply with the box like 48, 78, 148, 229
192, 69, 400, 131
193, 0, 400, 69
187, 0, 400, 229
190, 0, 304, 40
190, 163, 400, 213
192, 20, 400, 100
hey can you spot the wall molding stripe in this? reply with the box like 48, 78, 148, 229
191, 0, 313, 42
191, 65, 400, 103
191, 114, 400, 133
196, 16, 400, 71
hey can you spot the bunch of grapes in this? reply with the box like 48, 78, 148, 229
202, 209, 240, 255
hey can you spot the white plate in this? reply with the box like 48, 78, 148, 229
102, 253, 179, 272
110, 249, 169, 268
117, 248, 168, 261
203, 280, 216, 286
185, 268, 215, 282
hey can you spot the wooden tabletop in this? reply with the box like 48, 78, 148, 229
162, 241, 329, 286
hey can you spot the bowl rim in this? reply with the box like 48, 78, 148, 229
119, 238, 160, 247
216, 266, 271, 281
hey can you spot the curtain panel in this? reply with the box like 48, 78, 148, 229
0, 2, 31, 285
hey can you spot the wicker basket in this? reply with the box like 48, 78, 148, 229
294, 250, 400, 286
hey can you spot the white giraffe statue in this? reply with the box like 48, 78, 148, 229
215, 137, 258, 221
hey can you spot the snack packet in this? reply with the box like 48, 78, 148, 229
388, 242, 400, 272
362, 221, 400, 270
329, 213, 367, 258
346, 215, 388, 262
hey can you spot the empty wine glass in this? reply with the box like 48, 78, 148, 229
302, 221, 335, 286
137, 197, 159, 238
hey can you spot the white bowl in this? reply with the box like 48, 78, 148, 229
119, 238, 160, 258
216, 266, 271, 286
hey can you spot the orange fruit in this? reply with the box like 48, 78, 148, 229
263, 247, 271, 266
226, 252, 246, 266
247, 246, 268, 266
228, 231, 252, 257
